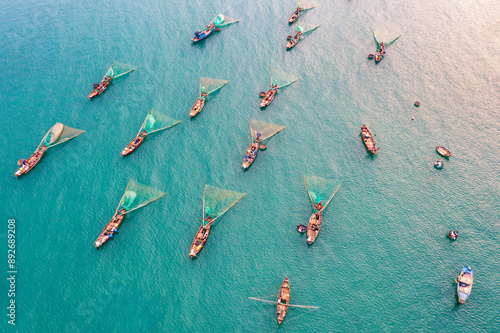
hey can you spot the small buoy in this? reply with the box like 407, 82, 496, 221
412, 117, 415, 120
414, 101, 420, 107
214, 27, 221, 32
259, 92, 266, 97
259, 144, 267, 150
368, 54, 374, 59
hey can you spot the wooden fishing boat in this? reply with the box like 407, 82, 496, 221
192, 24, 215, 42
95, 208, 126, 248
277, 277, 290, 324
375, 43, 385, 62
121, 131, 147, 156
15, 145, 47, 177
457, 267, 473, 304
88, 76, 112, 99
241, 136, 261, 169
361, 125, 379, 154
260, 86, 278, 108
286, 32, 302, 49
288, 8, 301, 23
189, 96, 206, 118
306, 208, 322, 245
189, 220, 212, 258
436, 146, 452, 157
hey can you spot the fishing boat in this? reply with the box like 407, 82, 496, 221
95, 208, 126, 248
448, 230, 459, 240
249, 278, 319, 324
436, 146, 452, 157
192, 14, 240, 42
286, 31, 302, 49
189, 185, 245, 258
88, 61, 137, 98
190, 77, 228, 118
361, 125, 379, 154
189, 217, 212, 258
122, 131, 147, 156
242, 134, 261, 169
94, 180, 167, 249
435, 160, 444, 169
192, 23, 215, 42
121, 108, 181, 156
297, 224, 307, 233
307, 206, 323, 245
303, 175, 343, 245
15, 145, 47, 177
88, 76, 112, 99
288, 1, 318, 24
370, 31, 401, 63
260, 70, 300, 108
242, 120, 286, 169
15, 123, 84, 177
457, 267, 474, 304
286, 23, 319, 50
288, 7, 302, 23
277, 277, 291, 324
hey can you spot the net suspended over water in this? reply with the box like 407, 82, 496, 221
105, 61, 137, 79
213, 14, 240, 27
250, 119, 287, 141
303, 175, 343, 210
297, 23, 320, 35
39, 123, 85, 149
271, 70, 300, 89
200, 77, 229, 95
372, 30, 401, 49
139, 109, 182, 134
118, 179, 167, 214
297, 0, 319, 10
203, 185, 246, 223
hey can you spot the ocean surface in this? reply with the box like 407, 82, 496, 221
1, 0, 499, 332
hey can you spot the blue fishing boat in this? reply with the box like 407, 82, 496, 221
192, 14, 240, 42
457, 267, 474, 304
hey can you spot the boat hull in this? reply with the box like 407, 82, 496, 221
88, 78, 111, 99
277, 277, 290, 324
260, 89, 277, 108
15, 146, 47, 177
288, 9, 301, 23
306, 210, 322, 244
361, 125, 378, 154
242, 142, 260, 169
436, 146, 452, 157
286, 35, 300, 49
190, 97, 206, 118
95, 210, 126, 248
189, 223, 211, 258
192, 25, 215, 42
121, 133, 147, 156
457, 267, 473, 304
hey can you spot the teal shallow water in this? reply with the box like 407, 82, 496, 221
1, 0, 499, 332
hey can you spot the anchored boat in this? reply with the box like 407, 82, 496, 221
288, 1, 318, 24
95, 180, 167, 248
122, 108, 181, 156
286, 23, 320, 50
457, 267, 474, 304
242, 119, 286, 169
361, 124, 379, 154
15, 123, 84, 177
88, 61, 137, 98
189, 185, 245, 258
303, 175, 343, 244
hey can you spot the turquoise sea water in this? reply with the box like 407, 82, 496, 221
1, 0, 499, 332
